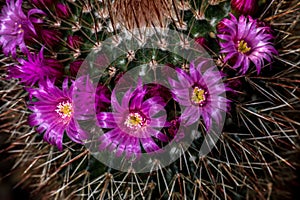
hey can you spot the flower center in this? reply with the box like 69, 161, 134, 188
124, 112, 146, 129
15, 22, 24, 34
191, 87, 207, 106
55, 101, 73, 120
237, 40, 251, 54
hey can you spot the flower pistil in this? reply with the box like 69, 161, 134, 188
124, 112, 147, 129
55, 101, 73, 120
191, 86, 207, 106
237, 40, 251, 54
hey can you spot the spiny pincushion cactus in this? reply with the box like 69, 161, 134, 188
0, 0, 299, 199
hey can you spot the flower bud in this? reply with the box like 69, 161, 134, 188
55, 3, 70, 19
195, 36, 207, 47
40, 29, 62, 48
70, 59, 84, 77
67, 35, 83, 49
231, 0, 257, 16
31, 0, 55, 8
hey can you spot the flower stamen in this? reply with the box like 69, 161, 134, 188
16, 23, 24, 34
124, 112, 146, 129
191, 87, 207, 106
55, 101, 73, 120
237, 40, 251, 53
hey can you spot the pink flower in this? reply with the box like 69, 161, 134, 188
8, 47, 63, 86
0, 0, 44, 57
169, 61, 231, 131
217, 14, 277, 74
97, 81, 169, 159
28, 78, 87, 150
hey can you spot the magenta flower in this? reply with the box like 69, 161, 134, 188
231, 0, 257, 16
28, 78, 87, 150
8, 48, 63, 86
169, 61, 230, 131
0, 0, 44, 57
217, 14, 277, 74
97, 82, 169, 159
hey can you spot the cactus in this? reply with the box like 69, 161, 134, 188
0, 0, 299, 200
